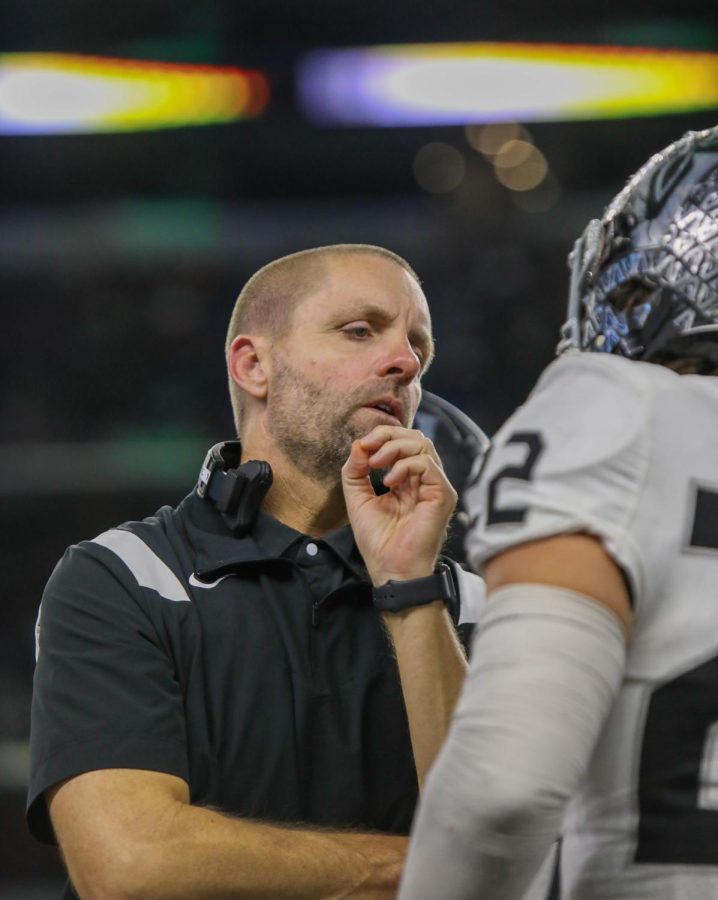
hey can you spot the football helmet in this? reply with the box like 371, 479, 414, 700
414, 391, 489, 567
559, 125, 718, 362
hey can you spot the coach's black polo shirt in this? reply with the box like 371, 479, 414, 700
28, 487, 419, 847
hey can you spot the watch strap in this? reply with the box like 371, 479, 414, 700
372, 563, 456, 613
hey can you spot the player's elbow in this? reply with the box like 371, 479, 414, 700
469, 775, 566, 848
429, 757, 564, 850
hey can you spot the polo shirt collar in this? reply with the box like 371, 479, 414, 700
317, 524, 368, 581
180, 489, 367, 581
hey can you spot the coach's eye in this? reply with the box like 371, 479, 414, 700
343, 323, 372, 339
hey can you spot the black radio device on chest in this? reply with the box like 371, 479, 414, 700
197, 441, 273, 534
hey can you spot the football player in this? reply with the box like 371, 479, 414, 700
399, 125, 718, 899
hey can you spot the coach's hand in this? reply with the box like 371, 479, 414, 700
342, 425, 457, 586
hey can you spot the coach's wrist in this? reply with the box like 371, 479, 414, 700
371, 564, 456, 615
369, 567, 435, 586
367, 555, 438, 586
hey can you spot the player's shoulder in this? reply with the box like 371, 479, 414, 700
494, 352, 656, 470
533, 350, 666, 405
531, 352, 708, 436
466, 353, 658, 589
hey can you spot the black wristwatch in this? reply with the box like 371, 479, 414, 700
372, 563, 456, 614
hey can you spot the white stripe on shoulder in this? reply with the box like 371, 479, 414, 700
91, 529, 191, 603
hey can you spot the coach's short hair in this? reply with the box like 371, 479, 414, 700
225, 244, 421, 434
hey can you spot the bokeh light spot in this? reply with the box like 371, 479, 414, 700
413, 142, 466, 193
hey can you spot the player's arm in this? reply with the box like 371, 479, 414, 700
483, 531, 631, 629
342, 426, 468, 789
48, 768, 406, 900
398, 533, 631, 900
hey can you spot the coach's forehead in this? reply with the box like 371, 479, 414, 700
292, 251, 430, 326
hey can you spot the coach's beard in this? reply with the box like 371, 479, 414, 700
267, 360, 368, 485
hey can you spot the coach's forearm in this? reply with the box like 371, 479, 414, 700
120, 806, 406, 900
383, 601, 468, 789
51, 770, 407, 900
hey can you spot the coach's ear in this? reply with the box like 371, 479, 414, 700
227, 335, 269, 401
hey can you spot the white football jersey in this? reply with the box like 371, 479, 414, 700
466, 351, 718, 899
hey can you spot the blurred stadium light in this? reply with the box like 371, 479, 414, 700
0, 53, 269, 134
297, 42, 718, 125
3, 43, 717, 136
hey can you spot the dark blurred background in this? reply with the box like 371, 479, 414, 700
2, 1, 717, 895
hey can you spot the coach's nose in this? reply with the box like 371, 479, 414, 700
377, 331, 422, 384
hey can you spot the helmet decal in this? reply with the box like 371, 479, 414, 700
560, 126, 718, 361
645, 148, 694, 218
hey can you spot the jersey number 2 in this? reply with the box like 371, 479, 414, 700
486, 431, 544, 526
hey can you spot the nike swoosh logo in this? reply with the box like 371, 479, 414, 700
188, 572, 234, 589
